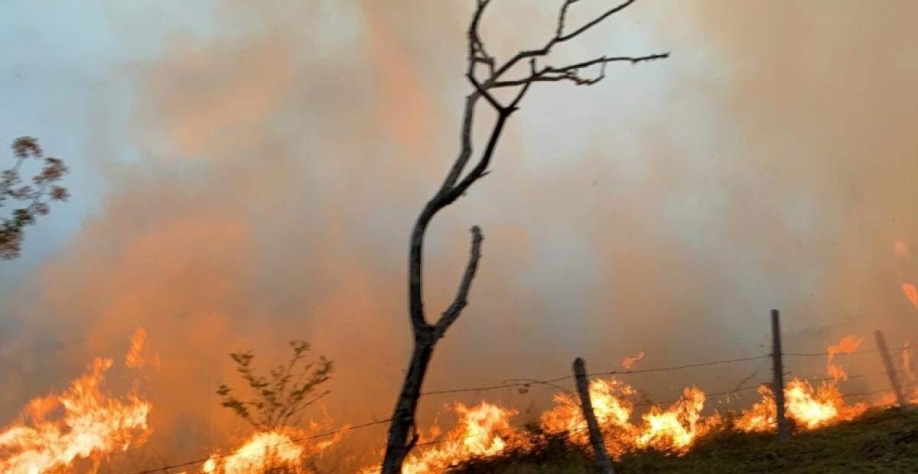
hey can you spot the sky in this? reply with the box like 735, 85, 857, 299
1, 0, 918, 463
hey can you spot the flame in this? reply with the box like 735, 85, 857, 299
635, 387, 710, 453
359, 402, 520, 474
826, 335, 863, 381
734, 384, 777, 432
201, 430, 307, 474
902, 283, 918, 308
737, 336, 869, 433
622, 351, 645, 370
541, 379, 711, 458
399, 402, 520, 474
5, 327, 900, 473
0, 333, 152, 474
200, 409, 345, 474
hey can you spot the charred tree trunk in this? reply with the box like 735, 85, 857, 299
383, 339, 435, 471
380, 2, 667, 472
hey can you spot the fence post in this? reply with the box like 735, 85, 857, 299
771, 309, 789, 442
875, 330, 908, 407
573, 357, 614, 474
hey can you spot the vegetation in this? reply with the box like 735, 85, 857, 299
448, 407, 918, 474
0, 136, 70, 260
216, 340, 333, 431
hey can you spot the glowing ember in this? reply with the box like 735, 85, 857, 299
0, 330, 151, 474
622, 351, 645, 370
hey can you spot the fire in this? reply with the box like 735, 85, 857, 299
902, 283, 918, 308
734, 384, 776, 432
0, 330, 152, 474
735, 379, 867, 432
737, 336, 869, 433
622, 351, 645, 370
785, 379, 865, 429
199, 409, 345, 474
635, 387, 710, 453
541, 379, 711, 457
399, 402, 520, 474
2, 328, 900, 473
826, 335, 863, 381
359, 402, 521, 474
201, 430, 307, 474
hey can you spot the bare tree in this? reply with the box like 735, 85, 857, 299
0, 137, 70, 260
380, 1, 668, 472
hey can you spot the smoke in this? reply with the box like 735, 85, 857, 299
1, 0, 918, 465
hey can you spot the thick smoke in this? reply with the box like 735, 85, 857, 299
1, 0, 917, 464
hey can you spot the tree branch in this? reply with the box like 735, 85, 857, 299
492, 52, 670, 88
433, 226, 484, 340
489, 0, 640, 83
558, 0, 635, 42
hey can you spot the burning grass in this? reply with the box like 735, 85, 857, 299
0, 330, 152, 474
2, 331, 914, 474
447, 407, 918, 474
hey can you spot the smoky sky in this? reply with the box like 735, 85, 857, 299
1, 0, 917, 461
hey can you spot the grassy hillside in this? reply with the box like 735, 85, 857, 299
449, 407, 918, 474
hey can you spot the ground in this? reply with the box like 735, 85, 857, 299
449, 407, 918, 474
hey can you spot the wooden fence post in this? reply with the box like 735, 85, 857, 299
771, 309, 789, 442
875, 330, 908, 407
573, 357, 614, 474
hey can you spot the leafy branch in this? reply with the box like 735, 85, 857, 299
1, 137, 70, 260
216, 340, 334, 431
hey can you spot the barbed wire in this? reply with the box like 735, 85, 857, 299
421, 354, 772, 397
783, 349, 880, 357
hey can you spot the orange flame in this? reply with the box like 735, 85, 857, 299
541, 378, 711, 458
826, 335, 863, 381
360, 402, 521, 474
622, 351, 645, 370
0, 332, 152, 474
902, 283, 918, 308
201, 430, 307, 474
